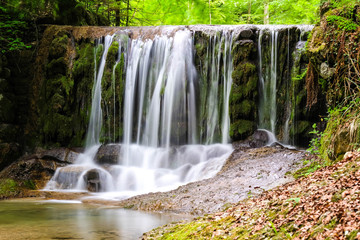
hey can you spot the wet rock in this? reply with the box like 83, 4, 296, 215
0, 147, 82, 188
34, 148, 80, 164
0, 157, 68, 189
95, 144, 121, 165
249, 130, 270, 148
239, 29, 253, 39
83, 169, 101, 192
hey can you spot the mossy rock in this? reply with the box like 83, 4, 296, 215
49, 34, 69, 60
232, 40, 256, 65
0, 124, 19, 143
232, 62, 257, 85
0, 143, 21, 171
230, 119, 256, 141
230, 100, 256, 120
46, 57, 67, 77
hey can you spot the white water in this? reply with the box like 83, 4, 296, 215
257, 25, 313, 145
258, 29, 278, 136
45, 29, 234, 199
45, 25, 314, 197
199, 32, 233, 144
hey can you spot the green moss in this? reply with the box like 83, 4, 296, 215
49, 34, 68, 59
232, 62, 257, 85
230, 119, 255, 140
46, 57, 67, 77
0, 179, 18, 197
230, 100, 255, 119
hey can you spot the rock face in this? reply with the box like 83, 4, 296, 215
0, 148, 81, 188
305, 2, 360, 160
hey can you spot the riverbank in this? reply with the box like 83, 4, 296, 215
142, 151, 360, 239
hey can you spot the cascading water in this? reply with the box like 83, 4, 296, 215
45, 29, 234, 198
258, 29, 278, 135
257, 25, 313, 145
45, 25, 314, 197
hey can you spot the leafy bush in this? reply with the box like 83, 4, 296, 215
327, 15, 359, 31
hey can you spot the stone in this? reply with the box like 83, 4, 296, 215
320, 62, 335, 79
83, 169, 101, 192
0, 157, 68, 189
36, 148, 80, 164
249, 130, 271, 148
239, 29, 253, 39
95, 144, 121, 165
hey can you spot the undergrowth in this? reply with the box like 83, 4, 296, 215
0, 178, 36, 199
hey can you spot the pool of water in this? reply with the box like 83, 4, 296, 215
0, 199, 191, 240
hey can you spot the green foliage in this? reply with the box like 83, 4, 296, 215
307, 123, 324, 156
327, 15, 359, 31
72, 0, 320, 26
0, 179, 18, 197
0, 7, 32, 53
293, 159, 324, 179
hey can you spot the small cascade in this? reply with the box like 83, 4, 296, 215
258, 29, 278, 134
45, 28, 234, 198
257, 25, 313, 145
45, 25, 314, 197
199, 31, 233, 144
86, 35, 114, 149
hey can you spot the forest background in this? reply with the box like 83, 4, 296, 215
1, 0, 325, 53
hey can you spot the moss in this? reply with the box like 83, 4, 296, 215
232, 40, 256, 65
46, 57, 67, 77
230, 100, 255, 120
0, 179, 18, 198
232, 62, 257, 85
49, 34, 69, 59
230, 119, 255, 140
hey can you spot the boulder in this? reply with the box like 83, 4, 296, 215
83, 169, 101, 192
95, 144, 121, 165
239, 29, 253, 39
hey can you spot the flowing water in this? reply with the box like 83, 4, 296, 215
257, 25, 313, 144
45, 28, 234, 199
0, 200, 191, 240
45, 25, 313, 199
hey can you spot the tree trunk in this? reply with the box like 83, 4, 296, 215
248, 0, 252, 24
126, 0, 130, 26
115, 0, 121, 26
264, 0, 269, 24
209, 0, 211, 24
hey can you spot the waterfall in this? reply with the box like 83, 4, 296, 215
85, 35, 114, 149
45, 25, 313, 196
258, 29, 278, 134
257, 25, 313, 145
45, 28, 234, 198
199, 31, 233, 144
